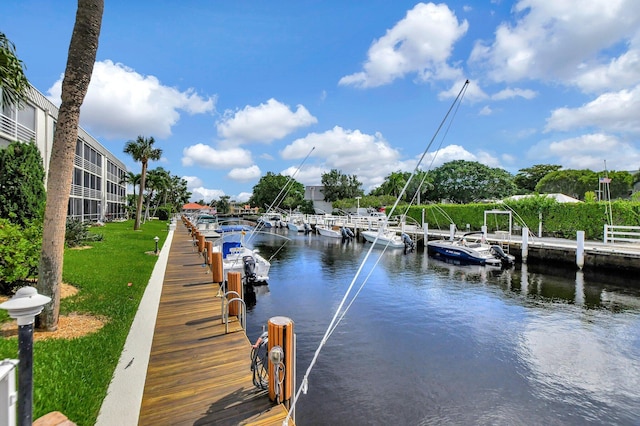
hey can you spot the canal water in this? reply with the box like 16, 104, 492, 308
245, 229, 640, 425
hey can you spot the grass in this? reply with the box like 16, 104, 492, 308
0, 220, 168, 426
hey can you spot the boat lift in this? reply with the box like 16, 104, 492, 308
483, 209, 512, 251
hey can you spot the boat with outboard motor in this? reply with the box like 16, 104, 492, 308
213, 232, 271, 284
361, 228, 414, 250
195, 214, 222, 239
316, 224, 342, 238
426, 231, 514, 267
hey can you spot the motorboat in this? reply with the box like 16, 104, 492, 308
287, 217, 307, 232
214, 233, 270, 284
361, 229, 406, 249
257, 212, 286, 229
426, 231, 515, 267
315, 225, 342, 238
195, 214, 221, 239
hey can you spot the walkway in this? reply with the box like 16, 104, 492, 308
97, 226, 291, 425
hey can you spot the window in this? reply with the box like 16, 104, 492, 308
17, 104, 35, 131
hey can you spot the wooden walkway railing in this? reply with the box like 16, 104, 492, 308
138, 229, 292, 425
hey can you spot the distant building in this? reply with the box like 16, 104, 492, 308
304, 185, 332, 214
0, 86, 127, 221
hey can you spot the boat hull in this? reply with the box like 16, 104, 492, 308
316, 226, 342, 238
361, 230, 405, 248
427, 240, 512, 266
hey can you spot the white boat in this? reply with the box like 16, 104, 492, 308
316, 225, 342, 238
214, 234, 270, 284
287, 217, 307, 232
195, 214, 222, 238
257, 212, 286, 229
360, 229, 407, 249
426, 231, 514, 267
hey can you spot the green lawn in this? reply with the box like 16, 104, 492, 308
0, 220, 168, 426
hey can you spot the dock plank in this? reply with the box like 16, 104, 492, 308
139, 229, 293, 426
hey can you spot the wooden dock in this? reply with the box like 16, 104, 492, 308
138, 230, 293, 425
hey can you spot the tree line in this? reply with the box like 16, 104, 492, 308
246, 161, 640, 213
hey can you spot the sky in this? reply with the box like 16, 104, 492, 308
2, 0, 640, 203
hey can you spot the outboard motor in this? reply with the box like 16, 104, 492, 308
341, 227, 353, 243
402, 233, 415, 254
243, 255, 257, 284
490, 245, 512, 267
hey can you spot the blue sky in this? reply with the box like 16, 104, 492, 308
3, 1, 640, 202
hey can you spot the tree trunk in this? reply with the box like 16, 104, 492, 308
38, 0, 103, 331
135, 161, 147, 230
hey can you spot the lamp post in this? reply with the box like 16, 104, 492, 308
154, 236, 159, 254
0, 286, 51, 426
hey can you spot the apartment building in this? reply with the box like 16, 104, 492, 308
0, 86, 127, 221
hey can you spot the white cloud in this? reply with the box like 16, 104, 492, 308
216, 98, 317, 144
181, 143, 253, 168
228, 165, 262, 181
280, 126, 407, 189
422, 144, 499, 170
278, 126, 505, 191
573, 48, 640, 93
545, 85, 640, 134
527, 133, 640, 170
479, 105, 493, 116
47, 60, 216, 139
234, 192, 252, 203
190, 187, 226, 203
339, 2, 468, 88
182, 175, 203, 188
492, 87, 537, 100
280, 165, 328, 187
469, 0, 640, 84
438, 79, 487, 102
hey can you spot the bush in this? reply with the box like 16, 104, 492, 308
0, 218, 41, 294
156, 206, 172, 221
65, 219, 104, 248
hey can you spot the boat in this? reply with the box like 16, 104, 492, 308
257, 212, 286, 229
287, 216, 307, 233
316, 225, 342, 238
214, 233, 270, 284
195, 214, 222, 238
426, 231, 514, 267
360, 229, 407, 249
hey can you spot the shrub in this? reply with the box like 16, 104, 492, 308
65, 219, 104, 248
0, 218, 41, 294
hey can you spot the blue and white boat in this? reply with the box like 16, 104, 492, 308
426, 231, 514, 267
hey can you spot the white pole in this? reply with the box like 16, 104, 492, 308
449, 223, 456, 240
521, 227, 529, 263
576, 230, 585, 270
423, 223, 428, 242
481, 225, 487, 241
538, 212, 542, 238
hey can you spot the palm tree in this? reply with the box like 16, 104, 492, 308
38, 0, 104, 331
0, 32, 30, 107
124, 135, 162, 230
120, 170, 141, 199
143, 167, 170, 221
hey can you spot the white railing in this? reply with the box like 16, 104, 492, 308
604, 225, 640, 244
0, 114, 35, 143
0, 359, 18, 426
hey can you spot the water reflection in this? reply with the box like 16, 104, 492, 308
246, 231, 640, 424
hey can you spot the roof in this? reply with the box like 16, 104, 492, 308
182, 202, 206, 210
506, 193, 582, 203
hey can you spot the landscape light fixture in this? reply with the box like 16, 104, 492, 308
0, 286, 51, 426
